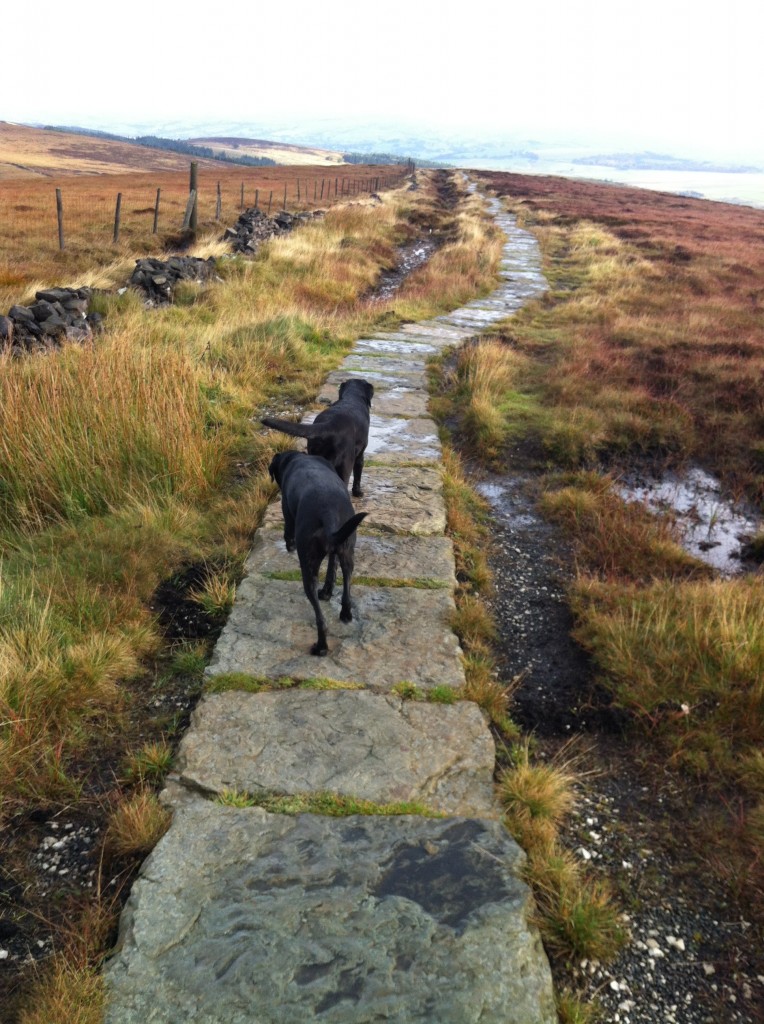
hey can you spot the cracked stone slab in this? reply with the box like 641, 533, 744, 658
246, 529, 456, 585
438, 309, 506, 327
170, 690, 498, 818
366, 414, 441, 463
205, 579, 465, 690
104, 805, 557, 1024
317, 382, 429, 418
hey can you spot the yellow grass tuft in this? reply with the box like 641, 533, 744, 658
106, 789, 171, 857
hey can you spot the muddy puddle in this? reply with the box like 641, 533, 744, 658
369, 237, 439, 301
617, 465, 760, 575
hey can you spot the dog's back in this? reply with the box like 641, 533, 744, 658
262, 379, 373, 494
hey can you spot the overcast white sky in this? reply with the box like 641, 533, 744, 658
4, 0, 762, 161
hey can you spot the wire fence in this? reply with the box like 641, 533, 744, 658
0, 164, 412, 253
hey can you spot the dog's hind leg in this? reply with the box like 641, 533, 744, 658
318, 553, 337, 601
351, 449, 366, 497
337, 547, 355, 623
299, 552, 329, 655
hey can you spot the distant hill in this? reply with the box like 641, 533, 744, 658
189, 136, 343, 166
571, 151, 762, 173
0, 122, 250, 180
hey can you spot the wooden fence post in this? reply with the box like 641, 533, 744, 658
189, 161, 198, 235
268, 190, 273, 215
297, 179, 301, 201
283, 183, 287, 210
240, 182, 244, 209
182, 190, 197, 231
153, 187, 161, 233
215, 182, 222, 221
255, 188, 259, 210
55, 188, 64, 250
335, 177, 338, 197
113, 192, 122, 243
320, 178, 325, 200
313, 180, 317, 201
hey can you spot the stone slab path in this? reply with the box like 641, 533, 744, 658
104, 189, 556, 1023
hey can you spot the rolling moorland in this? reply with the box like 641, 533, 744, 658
0, 127, 762, 1022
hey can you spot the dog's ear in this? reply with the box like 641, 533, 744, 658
268, 453, 281, 483
338, 380, 348, 398
364, 381, 374, 403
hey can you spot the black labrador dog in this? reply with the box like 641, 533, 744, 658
262, 378, 374, 497
268, 451, 367, 656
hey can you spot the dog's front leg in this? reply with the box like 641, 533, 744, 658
318, 553, 337, 601
282, 505, 297, 553
300, 555, 328, 655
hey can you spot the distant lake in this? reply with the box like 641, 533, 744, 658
466, 159, 764, 209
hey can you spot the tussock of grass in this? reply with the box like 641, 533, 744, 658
18, 960, 105, 1024
0, 339, 222, 531
499, 741, 625, 963
105, 789, 171, 857
454, 339, 532, 459
124, 740, 173, 784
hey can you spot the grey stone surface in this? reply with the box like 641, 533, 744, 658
262, 465, 446, 536
326, 364, 426, 390
354, 336, 439, 356
400, 321, 475, 341
366, 414, 441, 463
317, 382, 430, 418
205, 579, 465, 690
171, 690, 498, 817
341, 354, 426, 374
247, 529, 456, 585
104, 805, 557, 1024
352, 465, 447, 535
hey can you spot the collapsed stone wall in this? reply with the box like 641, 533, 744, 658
223, 207, 324, 254
0, 288, 103, 356
1, 207, 320, 354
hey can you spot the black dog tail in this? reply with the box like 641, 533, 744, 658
330, 512, 367, 548
261, 416, 318, 439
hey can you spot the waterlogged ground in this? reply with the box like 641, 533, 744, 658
618, 465, 761, 575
